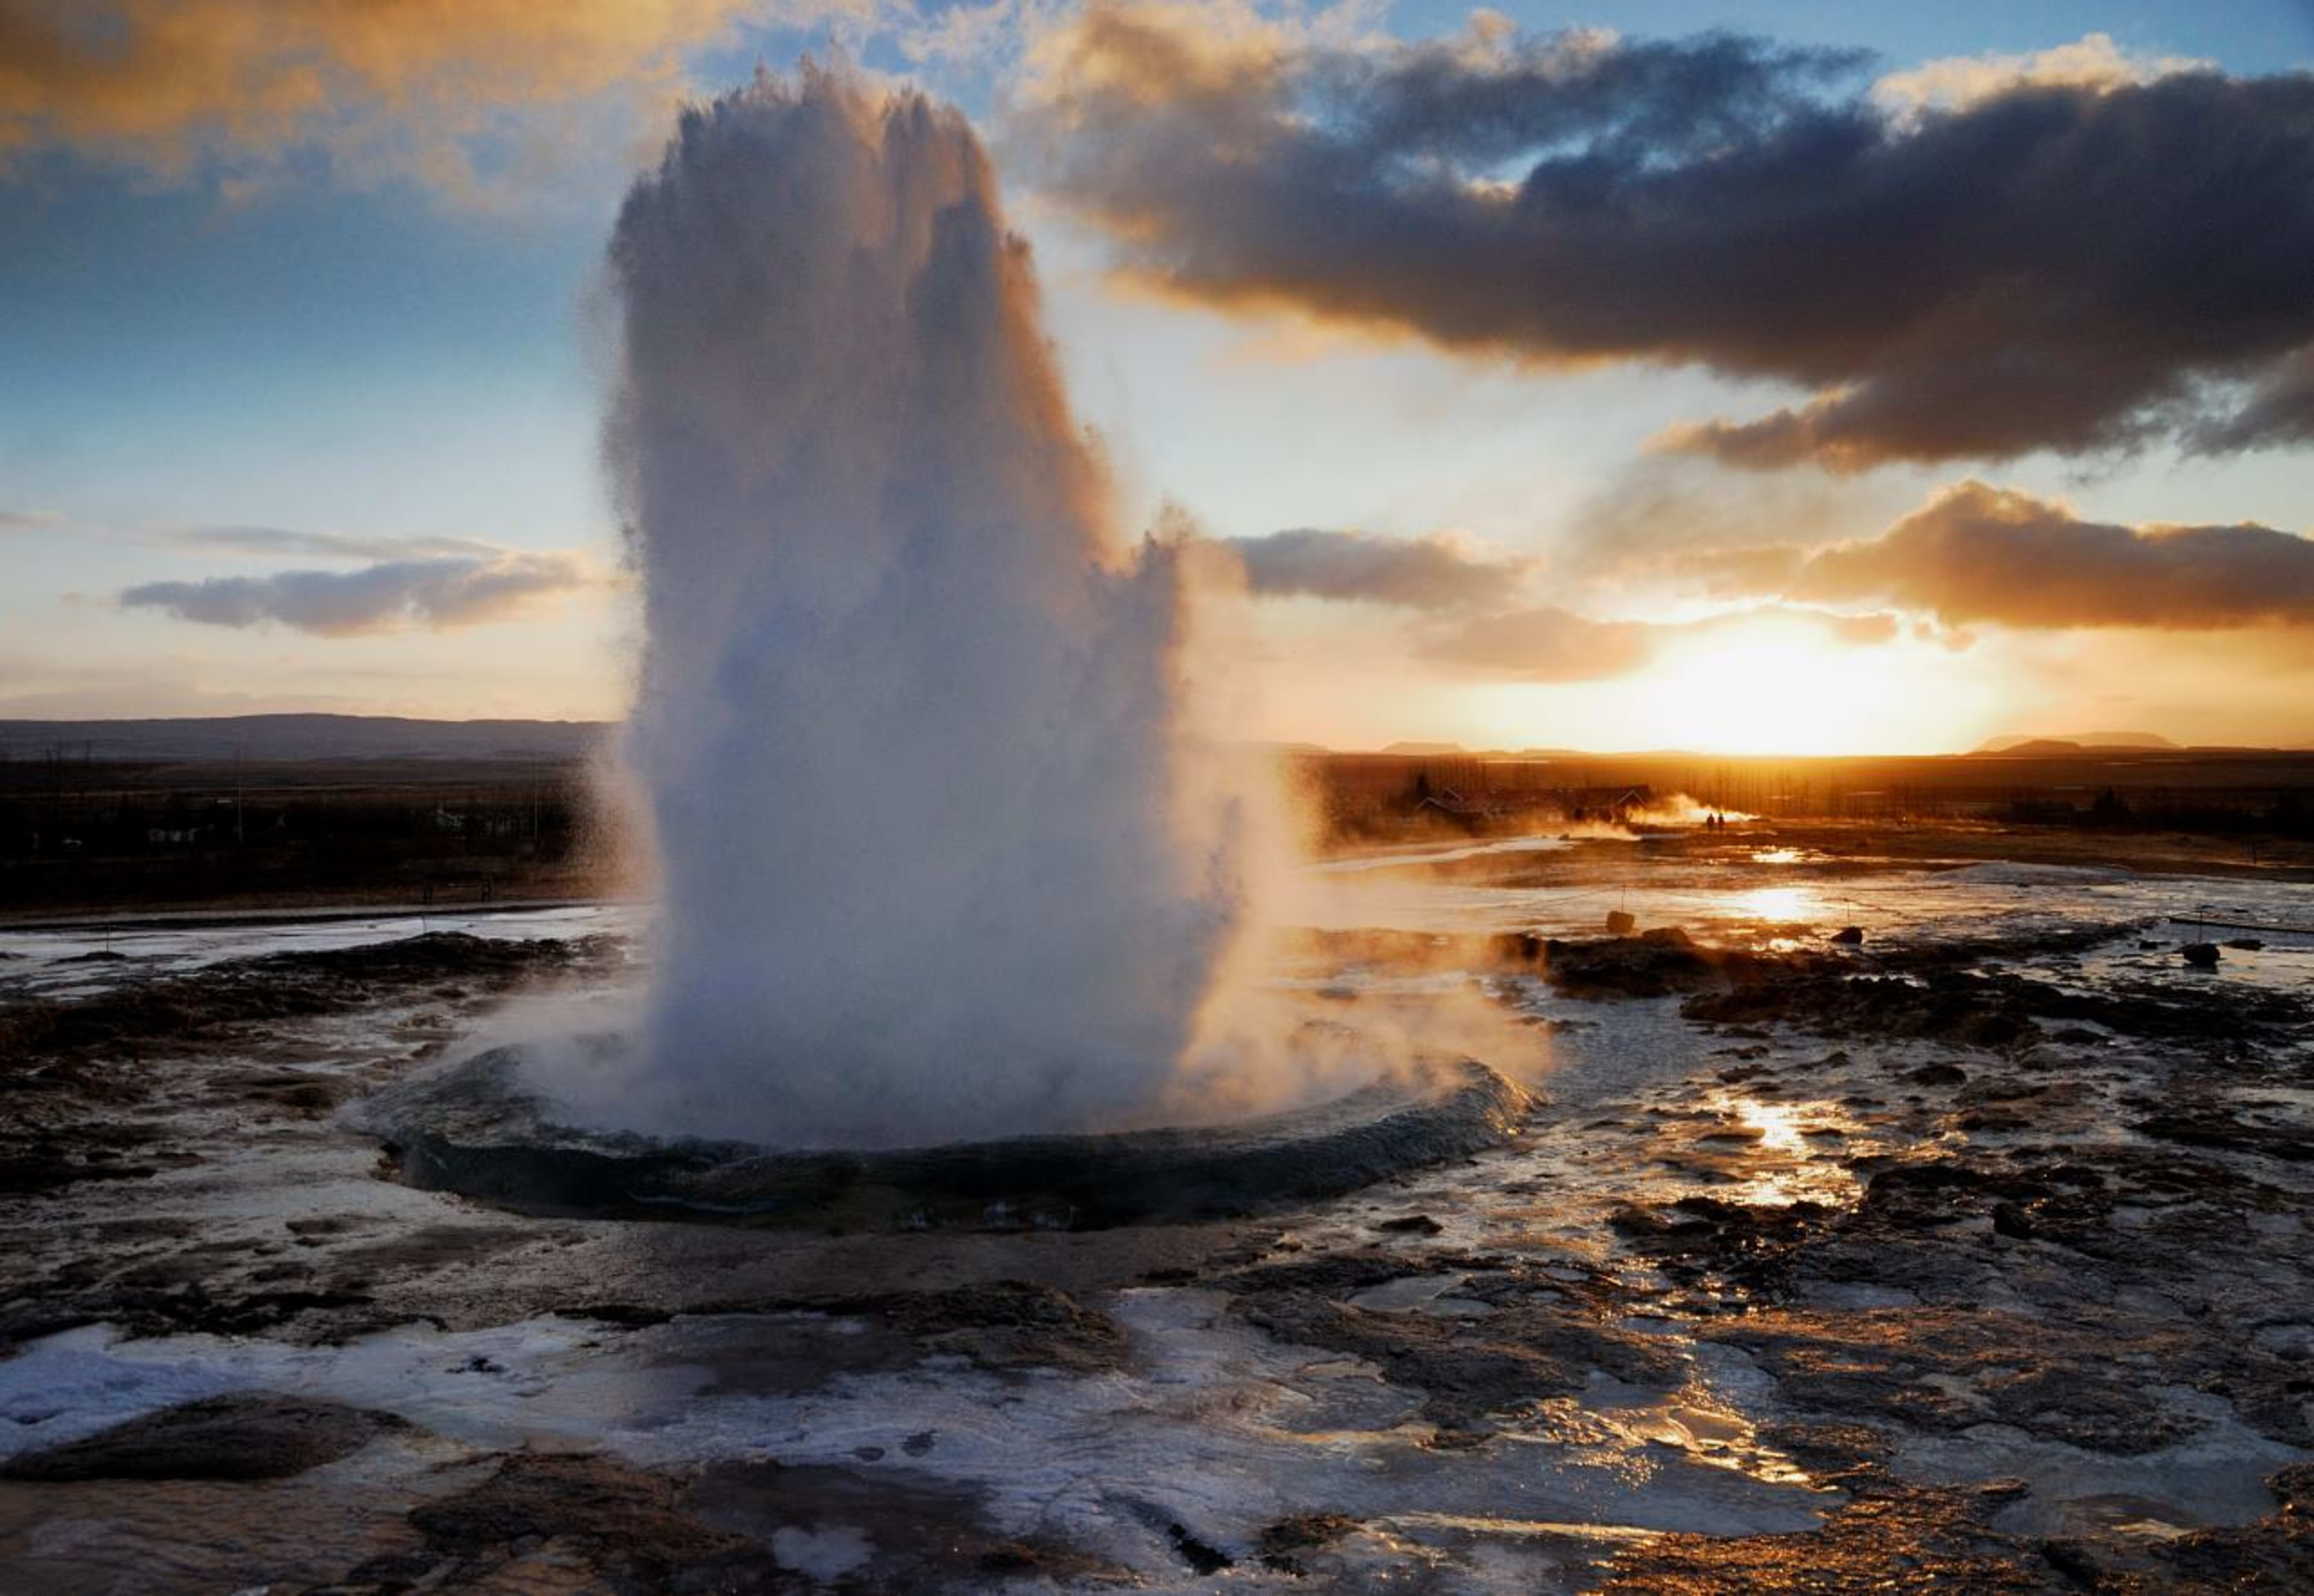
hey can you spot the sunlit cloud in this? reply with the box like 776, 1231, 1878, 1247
170, 524, 507, 560
119, 550, 604, 636
1706, 481, 2314, 631
0, 0, 873, 195
1870, 31, 2209, 121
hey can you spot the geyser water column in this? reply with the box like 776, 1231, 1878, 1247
604, 67, 1255, 1149
359, 64, 1533, 1222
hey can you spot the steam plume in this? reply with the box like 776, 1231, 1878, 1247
601, 66, 1275, 1148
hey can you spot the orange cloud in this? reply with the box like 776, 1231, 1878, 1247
1708, 481, 2314, 631
0, 0, 826, 186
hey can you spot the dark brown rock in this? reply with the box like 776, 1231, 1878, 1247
2, 1392, 406, 1482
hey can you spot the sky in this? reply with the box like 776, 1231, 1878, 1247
2, 0, 2312, 754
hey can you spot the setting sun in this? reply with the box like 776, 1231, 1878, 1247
1621, 618, 1966, 755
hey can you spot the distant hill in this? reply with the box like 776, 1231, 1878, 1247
0, 714, 609, 764
1974, 731, 2180, 754
1983, 739, 2092, 757
1379, 741, 1466, 756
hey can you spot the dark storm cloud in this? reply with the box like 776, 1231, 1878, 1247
120, 552, 597, 635
1768, 483, 2314, 628
1224, 527, 1527, 610
1420, 603, 1896, 683
1021, 10, 2314, 470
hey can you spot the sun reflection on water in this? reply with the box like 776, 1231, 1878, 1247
1711, 1094, 1866, 1207
1734, 1097, 1810, 1156
1729, 885, 1816, 924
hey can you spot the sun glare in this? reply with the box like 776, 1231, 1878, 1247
1629, 618, 1919, 756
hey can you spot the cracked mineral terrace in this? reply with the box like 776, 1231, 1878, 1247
2, 819, 2310, 1591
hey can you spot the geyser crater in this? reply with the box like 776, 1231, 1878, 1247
361, 1042, 1531, 1230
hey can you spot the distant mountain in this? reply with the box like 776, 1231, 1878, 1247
1974, 731, 2180, 754
0, 714, 610, 764
1379, 740, 1466, 756
1984, 739, 2090, 757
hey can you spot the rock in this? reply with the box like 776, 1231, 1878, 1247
1487, 931, 1544, 965
2180, 942, 2221, 968
1603, 1475, 2087, 1591
2133, 1105, 2314, 1163
1375, 1213, 1444, 1236
0, 933, 612, 1068
1, 1392, 406, 1482
1235, 1274, 1682, 1432
1907, 1063, 1969, 1087
2225, 938, 2266, 951
1831, 927, 1865, 945
1707, 1306, 2205, 1454
1604, 910, 1638, 935
1540, 927, 1752, 999
1167, 1521, 1233, 1575
380, 1451, 771, 1588
0, 1154, 160, 1197
1258, 1513, 1362, 1574
2269, 1461, 2314, 1515
818, 1281, 1130, 1374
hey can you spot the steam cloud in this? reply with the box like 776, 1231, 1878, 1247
601, 66, 1284, 1148
120, 552, 596, 634
1020, 9, 2314, 469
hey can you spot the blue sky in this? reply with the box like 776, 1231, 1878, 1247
3, 1, 2310, 748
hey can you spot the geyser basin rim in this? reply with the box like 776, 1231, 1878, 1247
362, 1044, 1532, 1230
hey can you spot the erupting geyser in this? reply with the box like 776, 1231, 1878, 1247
602, 66, 1264, 1148
365, 64, 1533, 1209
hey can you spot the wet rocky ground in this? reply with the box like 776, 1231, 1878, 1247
2, 834, 2311, 1591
